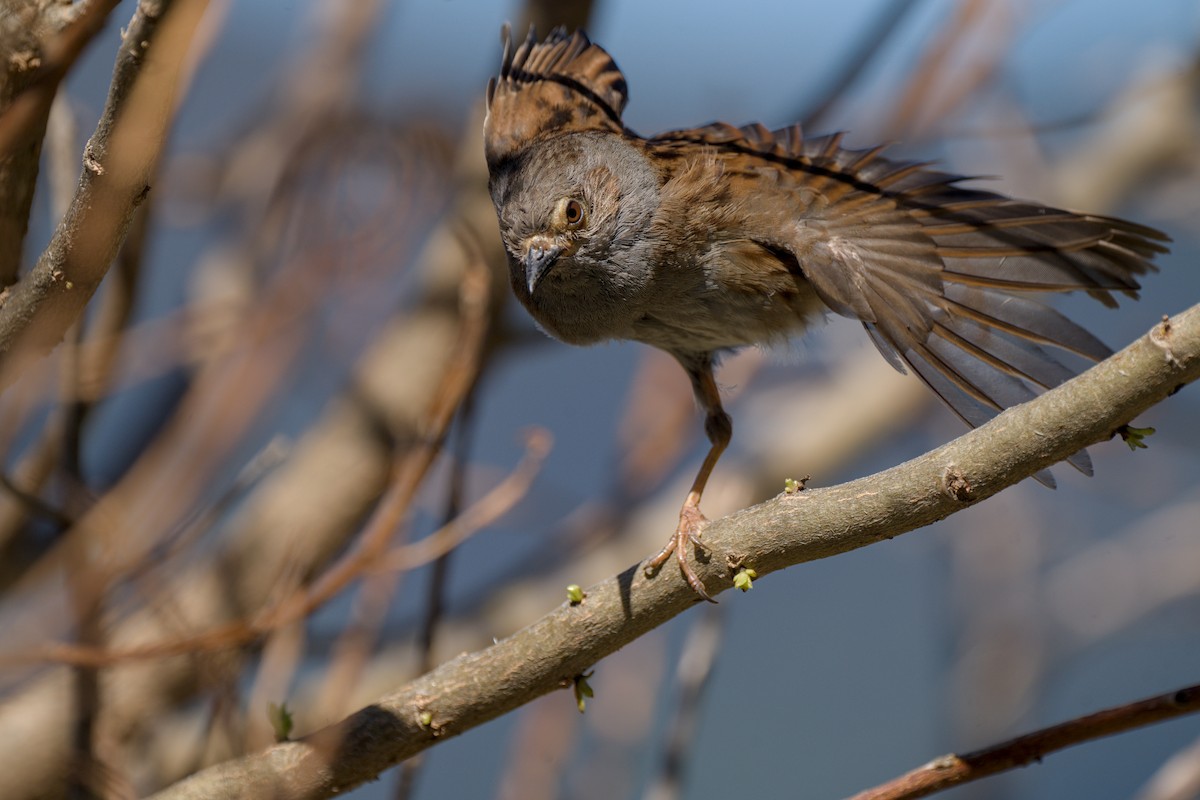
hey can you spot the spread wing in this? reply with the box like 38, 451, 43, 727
653, 123, 1170, 482
484, 25, 630, 171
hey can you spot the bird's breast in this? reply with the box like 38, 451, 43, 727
627, 238, 827, 353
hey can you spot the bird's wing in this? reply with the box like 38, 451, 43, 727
484, 26, 629, 171
652, 124, 1169, 479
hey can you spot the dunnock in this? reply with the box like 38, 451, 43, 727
483, 27, 1168, 600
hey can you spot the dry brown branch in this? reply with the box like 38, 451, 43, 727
0, 0, 119, 160
146, 305, 1200, 799
0, 0, 204, 385
0, 252, 503, 669
0, 0, 110, 286
0, 10, 466, 795
851, 684, 1200, 800
0, 122, 455, 672
0, 236, 488, 797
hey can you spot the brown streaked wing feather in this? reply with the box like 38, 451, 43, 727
693, 124, 1169, 478
484, 26, 629, 169
653, 121, 756, 148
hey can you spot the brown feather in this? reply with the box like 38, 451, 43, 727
483, 27, 1171, 490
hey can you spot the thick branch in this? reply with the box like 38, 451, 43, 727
150, 303, 1200, 799
0, 0, 118, 163
851, 683, 1200, 800
0, 0, 204, 384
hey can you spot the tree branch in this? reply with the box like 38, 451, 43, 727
851, 683, 1200, 800
149, 303, 1200, 799
0, 0, 114, 287
0, 0, 205, 385
0, 0, 121, 159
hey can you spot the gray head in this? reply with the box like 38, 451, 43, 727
488, 131, 662, 345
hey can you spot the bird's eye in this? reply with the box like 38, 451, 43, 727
563, 198, 586, 229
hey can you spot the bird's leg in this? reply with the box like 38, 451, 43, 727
645, 356, 732, 602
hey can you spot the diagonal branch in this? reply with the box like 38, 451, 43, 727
850, 683, 1200, 800
0, 0, 207, 386
0, 0, 123, 163
149, 303, 1200, 800
0, 0, 122, 287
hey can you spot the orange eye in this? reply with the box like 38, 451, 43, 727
563, 199, 586, 228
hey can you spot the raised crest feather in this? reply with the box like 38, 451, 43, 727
484, 25, 630, 169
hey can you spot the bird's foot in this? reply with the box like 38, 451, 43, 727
645, 503, 715, 602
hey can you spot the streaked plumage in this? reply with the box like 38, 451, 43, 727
484, 26, 1169, 599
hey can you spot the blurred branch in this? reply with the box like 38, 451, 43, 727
147, 305, 1200, 798
1056, 60, 1200, 212
799, 0, 922, 130
0, 226, 493, 797
0, 0, 203, 386
1135, 732, 1200, 800
2, 421, 548, 669
881, 0, 1013, 140
645, 606, 724, 800
0, 252, 516, 668
371, 432, 549, 576
394, 397, 478, 800
521, 0, 594, 34
851, 683, 1200, 800
0, 6, 458, 795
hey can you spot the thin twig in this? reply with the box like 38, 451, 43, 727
371, 429, 550, 576
850, 683, 1200, 800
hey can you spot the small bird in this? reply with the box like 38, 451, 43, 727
483, 26, 1168, 601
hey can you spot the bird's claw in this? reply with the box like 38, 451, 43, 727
645, 504, 715, 602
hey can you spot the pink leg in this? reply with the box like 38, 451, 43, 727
645, 358, 731, 602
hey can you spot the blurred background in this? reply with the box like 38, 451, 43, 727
0, 0, 1198, 798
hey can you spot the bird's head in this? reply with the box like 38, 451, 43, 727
488, 132, 661, 342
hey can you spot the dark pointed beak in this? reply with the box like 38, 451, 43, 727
524, 241, 562, 295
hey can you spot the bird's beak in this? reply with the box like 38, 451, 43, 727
523, 238, 562, 295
